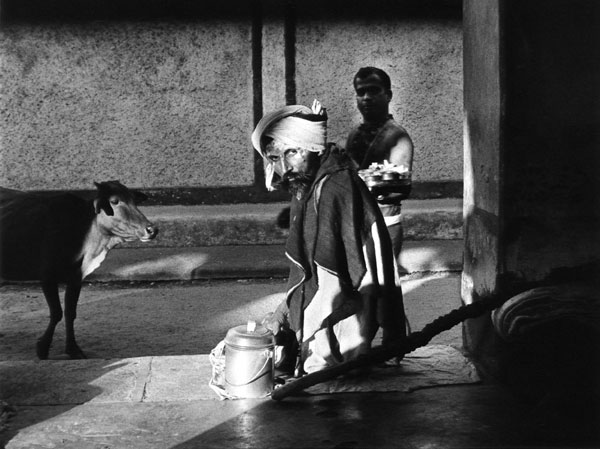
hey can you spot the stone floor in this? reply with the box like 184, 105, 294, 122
1, 271, 598, 448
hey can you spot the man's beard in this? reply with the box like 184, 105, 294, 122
272, 151, 320, 198
276, 171, 315, 198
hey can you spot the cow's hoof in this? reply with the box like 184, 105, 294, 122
36, 340, 50, 360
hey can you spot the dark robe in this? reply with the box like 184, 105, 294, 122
284, 145, 408, 372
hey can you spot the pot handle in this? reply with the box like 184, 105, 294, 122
227, 349, 273, 387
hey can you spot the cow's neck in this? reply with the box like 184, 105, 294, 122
79, 218, 123, 279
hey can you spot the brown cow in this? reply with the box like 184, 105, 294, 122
0, 181, 158, 359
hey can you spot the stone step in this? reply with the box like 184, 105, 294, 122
89, 240, 463, 282
129, 198, 463, 248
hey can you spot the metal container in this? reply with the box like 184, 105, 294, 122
224, 321, 275, 398
381, 171, 399, 181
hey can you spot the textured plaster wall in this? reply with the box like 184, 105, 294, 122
262, 5, 287, 116
0, 21, 255, 190
292, 16, 463, 182
1, 5, 463, 194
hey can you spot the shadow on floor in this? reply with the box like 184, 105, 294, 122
171, 385, 600, 449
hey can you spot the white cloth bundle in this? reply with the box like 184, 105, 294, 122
491, 282, 600, 341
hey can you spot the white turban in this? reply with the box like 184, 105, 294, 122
251, 101, 327, 191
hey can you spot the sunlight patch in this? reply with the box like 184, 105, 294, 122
112, 253, 209, 277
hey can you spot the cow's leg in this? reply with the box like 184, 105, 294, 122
37, 281, 62, 359
64, 281, 86, 359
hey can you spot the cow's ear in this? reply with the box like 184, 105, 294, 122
93, 198, 114, 216
93, 181, 107, 194
93, 181, 115, 215
133, 190, 148, 204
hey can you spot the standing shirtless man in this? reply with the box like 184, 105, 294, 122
346, 67, 414, 260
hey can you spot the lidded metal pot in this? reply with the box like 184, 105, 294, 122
224, 321, 275, 398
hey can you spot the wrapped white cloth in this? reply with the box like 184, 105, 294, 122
264, 116, 326, 153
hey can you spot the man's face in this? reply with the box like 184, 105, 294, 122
354, 74, 391, 122
265, 140, 312, 178
264, 139, 319, 196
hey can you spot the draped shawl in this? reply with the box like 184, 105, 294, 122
284, 145, 406, 341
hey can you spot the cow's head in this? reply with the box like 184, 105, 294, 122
93, 181, 158, 242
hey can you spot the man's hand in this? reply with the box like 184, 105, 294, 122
262, 300, 289, 335
262, 312, 282, 335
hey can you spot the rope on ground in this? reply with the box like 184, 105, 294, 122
270, 294, 506, 401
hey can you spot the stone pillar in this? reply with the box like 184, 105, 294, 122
462, 0, 600, 382
462, 0, 503, 371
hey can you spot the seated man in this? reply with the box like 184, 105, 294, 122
252, 100, 409, 375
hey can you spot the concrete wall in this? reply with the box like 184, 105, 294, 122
263, 1, 463, 183
0, 20, 255, 191
0, 1, 463, 200
295, 16, 463, 182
